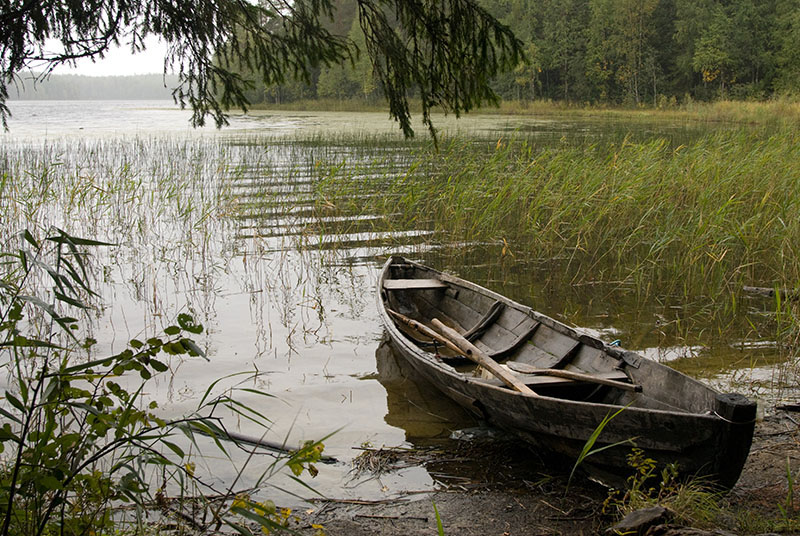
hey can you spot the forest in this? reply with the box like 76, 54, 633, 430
9, 1, 800, 108
237, 0, 800, 107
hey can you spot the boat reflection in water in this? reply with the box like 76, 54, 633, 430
375, 336, 478, 441
375, 336, 579, 489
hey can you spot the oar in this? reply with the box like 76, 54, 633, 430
430, 318, 539, 397
386, 309, 538, 397
386, 309, 465, 356
505, 361, 642, 393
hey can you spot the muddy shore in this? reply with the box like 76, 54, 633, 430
292, 413, 800, 535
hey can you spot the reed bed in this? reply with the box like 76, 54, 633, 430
315, 126, 800, 350
490, 97, 800, 125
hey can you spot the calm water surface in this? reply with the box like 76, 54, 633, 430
1, 100, 786, 505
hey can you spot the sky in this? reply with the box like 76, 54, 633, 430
48, 37, 170, 77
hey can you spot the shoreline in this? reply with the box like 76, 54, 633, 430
291, 413, 799, 535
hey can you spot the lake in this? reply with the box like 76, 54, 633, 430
0, 100, 788, 506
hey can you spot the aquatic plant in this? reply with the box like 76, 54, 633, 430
567, 404, 635, 491
314, 125, 800, 358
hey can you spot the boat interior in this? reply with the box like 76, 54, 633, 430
382, 260, 688, 411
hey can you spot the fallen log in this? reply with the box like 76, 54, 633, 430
743, 286, 798, 300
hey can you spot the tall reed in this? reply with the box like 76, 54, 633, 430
315, 126, 800, 347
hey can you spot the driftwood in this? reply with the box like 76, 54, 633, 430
743, 286, 798, 300
430, 318, 539, 397
196, 429, 337, 463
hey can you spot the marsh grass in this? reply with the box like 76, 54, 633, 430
248, 96, 800, 129
248, 96, 800, 136
314, 125, 800, 356
484, 97, 800, 125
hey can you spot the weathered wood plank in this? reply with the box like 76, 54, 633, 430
383, 278, 447, 290
476, 369, 631, 389
505, 361, 641, 392
430, 318, 540, 397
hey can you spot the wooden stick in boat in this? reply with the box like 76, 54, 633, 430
387, 309, 538, 397
505, 361, 643, 393
430, 318, 539, 397
386, 309, 466, 356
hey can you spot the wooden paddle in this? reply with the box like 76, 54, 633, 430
505, 361, 642, 393
430, 318, 539, 397
386, 309, 538, 397
386, 309, 465, 356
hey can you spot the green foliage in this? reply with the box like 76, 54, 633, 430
586, 0, 660, 104
317, 64, 360, 100
433, 501, 445, 536
773, 0, 800, 94
777, 457, 797, 525
0, 229, 322, 535
494, 0, 794, 103
691, 5, 734, 93
568, 404, 635, 490
604, 448, 723, 528
229, 497, 302, 535
287, 440, 326, 478
223, 0, 800, 107
606, 436, 800, 533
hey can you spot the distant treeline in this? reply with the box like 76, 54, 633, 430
9, 74, 179, 100
232, 0, 800, 107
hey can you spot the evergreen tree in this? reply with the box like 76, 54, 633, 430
774, 0, 800, 93
0, 0, 524, 136
540, 0, 589, 101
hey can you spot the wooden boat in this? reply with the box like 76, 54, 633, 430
377, 256, 756, 488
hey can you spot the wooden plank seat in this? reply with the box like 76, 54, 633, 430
463, 301, 505, 341
487, 320, 541, 360
475, 370, 631, 390
383, 278, 447, 291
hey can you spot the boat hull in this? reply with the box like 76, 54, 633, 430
378, 256, 755, 488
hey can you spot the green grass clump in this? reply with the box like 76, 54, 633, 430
604, 449, 724, 529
